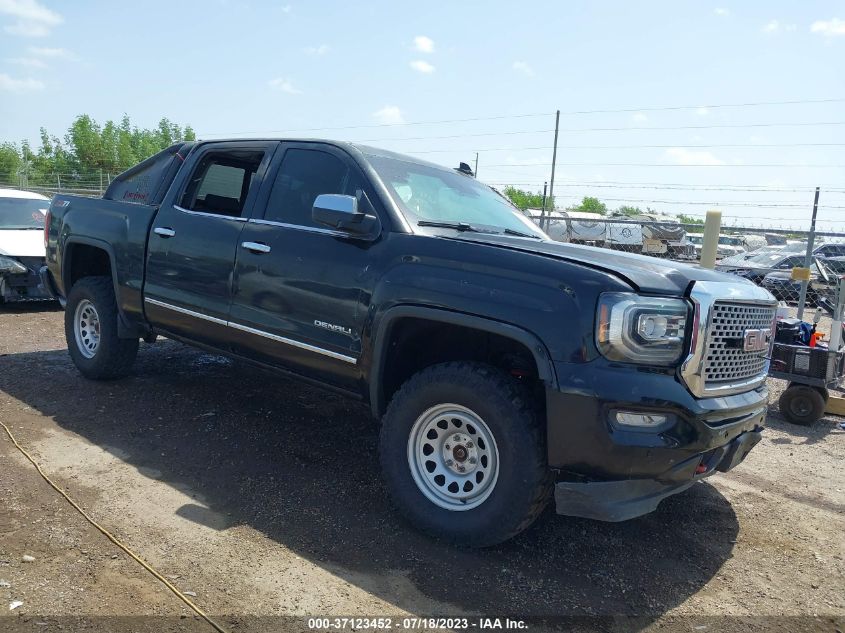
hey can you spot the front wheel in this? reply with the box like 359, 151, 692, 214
65, 276, 138, 380
379, 362, 551, 547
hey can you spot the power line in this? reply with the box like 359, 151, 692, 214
201, 97, 845, 136
553, 97, 845, 116
405, 142, 845, 154
204, 121, 845, 143
483, 161, 845, 168
487, 180, 845, 193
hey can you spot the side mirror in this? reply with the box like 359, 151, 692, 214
312, 194, 379, 238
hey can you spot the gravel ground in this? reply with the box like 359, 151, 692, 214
0, 303, 843, 633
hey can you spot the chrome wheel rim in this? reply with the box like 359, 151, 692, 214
73, 299, 101, 359
407, 403, 499, 511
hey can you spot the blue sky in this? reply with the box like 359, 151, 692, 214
0, 0, 843, 229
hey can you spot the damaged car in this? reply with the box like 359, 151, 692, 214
0, 188, 53, 304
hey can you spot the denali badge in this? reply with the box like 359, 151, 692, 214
314, 320, 352, 336
743, 328, 770, 353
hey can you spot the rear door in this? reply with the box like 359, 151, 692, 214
144, 141, 277, 346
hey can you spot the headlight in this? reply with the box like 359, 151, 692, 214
596, 293, 689, 364
0, 256, 27, 274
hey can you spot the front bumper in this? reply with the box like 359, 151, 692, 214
553, 425, 763, 521
0, 260, 53, 303
546, 359, 768, 521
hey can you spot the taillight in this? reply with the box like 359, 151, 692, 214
44, 209, 51, 248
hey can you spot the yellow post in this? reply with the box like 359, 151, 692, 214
700, 210, 722, 269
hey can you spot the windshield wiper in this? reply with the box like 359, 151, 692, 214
418, 220, 484, 232
503, 228, 541, 239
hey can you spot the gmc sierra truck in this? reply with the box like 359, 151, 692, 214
42, 139, 776, 546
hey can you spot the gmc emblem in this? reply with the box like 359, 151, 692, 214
743, 328, 771, 353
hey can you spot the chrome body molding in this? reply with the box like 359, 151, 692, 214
680, 280, 777, 398
144, 297, 228, 326
173, 205, 248, 222
248, 217, 349, 238
143, 297, 357, 365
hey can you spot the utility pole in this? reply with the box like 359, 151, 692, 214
797, 187, 821, 320
474, 152, 479, 177
546, 110, 560, 231
541, 182, 548, 227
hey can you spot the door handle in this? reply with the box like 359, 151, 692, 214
241, 241, 271, 254
154, 227, 176, 238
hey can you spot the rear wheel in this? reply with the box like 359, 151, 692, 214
778, 384, 826, 426
65, 276, 138, 380
379, 362, 551, 547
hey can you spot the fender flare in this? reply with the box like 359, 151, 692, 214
368, 305, 557, 418
62, 236, 142, 338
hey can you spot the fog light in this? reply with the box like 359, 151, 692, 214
614, 411, 669, 428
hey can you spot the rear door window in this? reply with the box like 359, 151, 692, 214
180, 150, 265, 217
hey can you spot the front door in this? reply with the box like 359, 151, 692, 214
144, 141, 276, 346
228, 142, 384, 389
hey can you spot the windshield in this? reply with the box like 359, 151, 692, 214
718, 236, 743, 246
365, 153, 546, 238
688, 235, 703, 244
0, 197, 48, 229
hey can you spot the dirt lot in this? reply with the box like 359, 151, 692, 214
0, 304, 843, 633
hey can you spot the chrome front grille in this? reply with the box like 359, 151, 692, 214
704, 302, 776, 386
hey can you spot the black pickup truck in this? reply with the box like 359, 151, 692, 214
42, 139, 776, 546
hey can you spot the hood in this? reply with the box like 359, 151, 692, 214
0, 229, 45, 258
447, 233, 745, 295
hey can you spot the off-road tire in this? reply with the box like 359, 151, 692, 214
65, 276, 138, 380
379, 362, 552, 547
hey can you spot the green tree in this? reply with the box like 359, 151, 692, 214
677, 213, 704, 225
614, 205, 642, 216
0, 113, 196, 189
67, 114, 103, 172
502, 186, 554, 211
0, 142, 21, 184
568, 196, 607, 215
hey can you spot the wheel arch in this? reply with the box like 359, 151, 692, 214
62, 237, 141, 338
369, 305, 557, 418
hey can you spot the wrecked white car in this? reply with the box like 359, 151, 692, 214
0, 188, 52, 304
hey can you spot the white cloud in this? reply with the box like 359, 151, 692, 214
714, 7, 730, 16
664, 147, 725, 166
762, 19, 796, 34
632, 112, 648, 123
409, 59, 435, 74
413, 35, 434, 53
6, 56, 46, 68
28, 45, 72, 58
0, 72, 45, 92
512, 61, 535, 77
304, 44, 329, 55
0, 0, 62, 37
811, 18, 845, 37
373, 105, 404, 125
696, 106, 710, 117
267, 77, 301, 94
